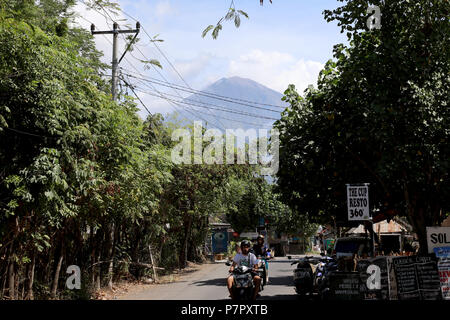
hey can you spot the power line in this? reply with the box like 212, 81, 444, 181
132, 87, 279, 121
77, 3, 206, 125
112, 8, 230, 131
121, 56, 219, 126
119, 73, 152, 116
123, 73, 272, 128
120, 70, 282, 113
112, 23, 227, 130
114, 17, 286, 110
77, 2, 276, 128
131, 84, 279, 121
4, 127, 56, 139
125, 49, 227, 130
129, 46, 229, 131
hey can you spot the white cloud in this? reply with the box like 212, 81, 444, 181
173, 53, 215, 79
71, 2, 131, 63
228, 49, 324, 93
156, 1, 174, 17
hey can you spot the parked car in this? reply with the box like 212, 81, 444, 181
332, 237, 371, 259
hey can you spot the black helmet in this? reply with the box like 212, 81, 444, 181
240, 240, 251, 248
257, 234, 265, 240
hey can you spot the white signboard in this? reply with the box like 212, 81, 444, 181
347, 184, 370, 221
240, 232, 259, 240
426, 227, 450, 254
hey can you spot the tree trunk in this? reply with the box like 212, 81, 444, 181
25, 253, 36, 300
1, 266, 7, 299
149, 245, 158, 282
51, 247, 64, 299
14, 269, 19, 300
95, 251, 101, 291
8, 261, 15, 300
180, 214, 193, 269
107, 222, 115, 291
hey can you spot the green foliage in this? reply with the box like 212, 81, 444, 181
275, 0, 449, 252
0, 0, 311, 300
202, 2, 251, 40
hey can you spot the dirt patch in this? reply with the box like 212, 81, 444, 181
96, 261, 210, 300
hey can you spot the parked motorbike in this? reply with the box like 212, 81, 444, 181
291, 256, 320, 298
314, 256, 335, 287
315, 257, 338, 300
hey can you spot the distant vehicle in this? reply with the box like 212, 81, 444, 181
332, 237, 371, 259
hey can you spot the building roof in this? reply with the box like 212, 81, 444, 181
442, 216, 450, 227
347, 219, 408, 235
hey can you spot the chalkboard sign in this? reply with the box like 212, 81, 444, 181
357, 257, 389, 300
328, 272, 361, 300
392, 256, 441, 300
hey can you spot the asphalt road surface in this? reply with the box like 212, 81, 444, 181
120, 257, 301, 300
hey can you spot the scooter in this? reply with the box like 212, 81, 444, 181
226, 261, 265, 300
229, 266, 257, 300
291, 256, 320, 298
315, 257, 338, 300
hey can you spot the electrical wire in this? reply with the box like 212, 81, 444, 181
77, 1, 277, 129
120, 70, 282, 113
132, 87, 278, 121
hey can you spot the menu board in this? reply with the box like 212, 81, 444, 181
357, 257, 389, 300
392, 256, 441, 300
328, 272, 361, 300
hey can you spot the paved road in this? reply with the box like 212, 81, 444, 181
120, 257, 300, 300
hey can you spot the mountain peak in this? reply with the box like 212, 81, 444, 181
184, 76, 286, 130
217, 76, 259, 85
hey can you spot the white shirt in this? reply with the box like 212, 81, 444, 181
233, 253, 258, 267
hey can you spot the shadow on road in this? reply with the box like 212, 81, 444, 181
266, 275, 293, 286
192, 277, 226, 287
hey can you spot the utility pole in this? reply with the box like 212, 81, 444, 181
91, 21, 140, 101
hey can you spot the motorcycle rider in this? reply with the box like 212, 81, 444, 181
227, 240, 262, 300
252, 235, 270, 257
252, 234, 270, 283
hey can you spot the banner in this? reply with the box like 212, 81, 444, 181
434, 247, 450, 300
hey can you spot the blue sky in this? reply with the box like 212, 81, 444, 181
74, 0, 347, 116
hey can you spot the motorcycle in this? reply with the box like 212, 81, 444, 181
230, 265, 257, 300
226, 261, 265, 300
291, 256, 320, 298
315, 257, 338, 300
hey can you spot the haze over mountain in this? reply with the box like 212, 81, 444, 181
182, 76, 286, 131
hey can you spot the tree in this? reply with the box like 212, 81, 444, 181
275, 0, 449, 253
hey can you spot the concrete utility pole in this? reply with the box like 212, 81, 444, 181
91, 21, 140, 101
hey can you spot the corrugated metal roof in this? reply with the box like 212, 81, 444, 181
346, 220, 408, 234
